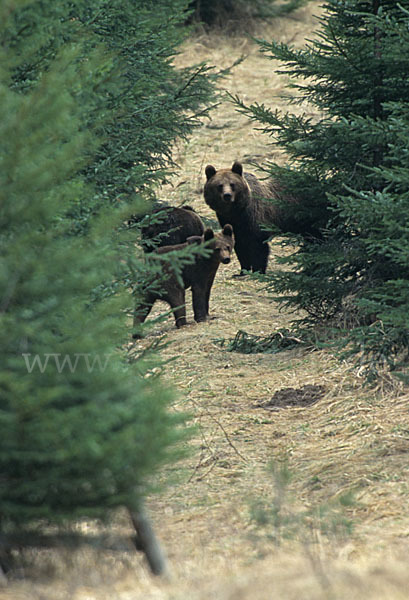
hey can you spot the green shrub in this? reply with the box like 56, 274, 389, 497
234, 1, 409, 377
0, 0, 214, 558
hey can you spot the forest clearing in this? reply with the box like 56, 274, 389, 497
3, 2, 409, 599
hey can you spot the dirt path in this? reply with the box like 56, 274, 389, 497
123, 4, 409, 598
4, 4, 409, 600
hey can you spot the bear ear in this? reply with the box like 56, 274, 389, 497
204, 228, 214, 241
205, 165, 216, 181
232, 162, 243, 177
223, 224, 234, 237
187, 235, 202, 245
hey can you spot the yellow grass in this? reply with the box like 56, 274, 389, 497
3, 3, 409, 599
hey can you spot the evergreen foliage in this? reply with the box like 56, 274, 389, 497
0, 0, 203, 548
7, 0, 217, 341
216, 328, 308, 353
8, 0, 216, 230
235, 1, 409, 375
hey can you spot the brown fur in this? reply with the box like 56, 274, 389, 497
204, 161, 295, 274
141, 205, 204, 252
133, 224, 234, 335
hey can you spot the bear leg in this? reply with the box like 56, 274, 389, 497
191, 283, 209, 323
251, 242, 269, 274
133, 294, 155, 338
234, 236, 269, 274
167, 288, 187, 328
234, 242, 254, 275
204, 271, 218, 316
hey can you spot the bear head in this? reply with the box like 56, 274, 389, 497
204, 162, 250, 213
203, 224, 235, 265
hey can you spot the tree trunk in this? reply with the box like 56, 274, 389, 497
130, 505, 170, 577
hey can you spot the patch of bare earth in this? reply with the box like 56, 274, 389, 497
4, 3, 409, 599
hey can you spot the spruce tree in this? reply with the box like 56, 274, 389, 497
0, 1, 192, 574
9, 0, 216, 225
235, 1, 409, 374
6, 0, 218, 341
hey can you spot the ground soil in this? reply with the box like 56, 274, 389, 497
3, 3, 409, 599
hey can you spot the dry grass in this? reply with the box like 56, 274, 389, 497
3, 3, 409, 599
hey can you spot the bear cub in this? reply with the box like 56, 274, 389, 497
140, 205, 204, 252
133, 224, 234, 335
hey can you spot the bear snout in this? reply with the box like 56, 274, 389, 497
223, 193, 233, 202
221, 257, 231, 264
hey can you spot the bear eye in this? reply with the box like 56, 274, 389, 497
230, 184, 235, 191
218, 184, 223, 192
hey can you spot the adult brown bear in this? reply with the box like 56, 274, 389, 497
204, 161, 306, 275
133, 224, 234, 335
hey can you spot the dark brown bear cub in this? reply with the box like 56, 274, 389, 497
141, 205, 204, 252
204, 161, 278, 275
133, 224, 234, 335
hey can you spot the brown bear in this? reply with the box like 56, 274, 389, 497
204, 161, 302, 275
133, 224, 234, 335
140, 205, 204, 252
